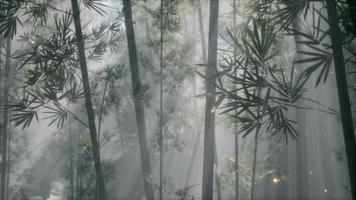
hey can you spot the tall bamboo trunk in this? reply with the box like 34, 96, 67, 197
122, 1, 155, 199
1, 36, 11, 200
197, 0, 207, 62
69, 123, 74, 200
79, 157, 83, 200
76, 132, 81, 200
214, 141, 222, 200
250, 128, 259, 200
0, 38, 2, 200
325, 1, 356, 199
159, 1, 164, 200
70, 0, 106, 199
5, 111, 12, 200
5, 126, 10, 200
202, 0, 219, 199
96, 74, 109, 200
234, 122, 239, 200
232, 1, 239, 199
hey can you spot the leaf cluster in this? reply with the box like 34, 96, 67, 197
0, 0, 109, 39
8, 9, 122, 130
143, 0, 183, 32
215, 17, 308, 141
256, 0, 356, 86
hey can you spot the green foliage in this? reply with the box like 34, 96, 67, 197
92, 63, 126, 115
131, 0, 195, 153
0, 0, 108, 38
207, 1, 342, 141
150, 176, 197, 199
74, 133, 116, 199
286, 6, 333, 86
257, 0, 356, 87
82, 0, 106, 15
0, 0, 24, 38
43, 104, 68, 128
143, 0, 184, 32
335, 0, 356, 36
175, 185, 196, 200
219, 136, 287, 199
212, 17, 304, 141
24, 2, 48, 24
7, 7, 122, 129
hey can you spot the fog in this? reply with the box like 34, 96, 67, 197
0, 0, 354, 200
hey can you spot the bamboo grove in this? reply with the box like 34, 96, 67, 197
0, 0, 355, 199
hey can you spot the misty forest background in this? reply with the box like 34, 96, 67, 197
0, 0, 356, 199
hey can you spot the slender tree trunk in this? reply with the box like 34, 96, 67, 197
79, 157, 83, 200
234, 122, 239, 199
233, 1, 239, 199
98, 75, 110, 144
122, 1, 155, 199
214, 141, 222, 200
96, 74, 109, 200
5, 93, 11, 200
197, 0, 207, 62
202, 0, 219, 199
76, 159, 79, 200
70, 1, 106, 199
159, 0, 164, 199
5, 126, 10, 200
250, 127, 260, 200
1, 36, 10, 200
76, 132, 81, 200
69, 124, 74, 200
77, 131, 83, 200
325, 1, 356, 199
0, 39, 2, 200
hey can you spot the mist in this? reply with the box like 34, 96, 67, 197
0, 0, 355, 200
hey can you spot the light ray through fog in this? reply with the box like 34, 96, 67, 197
0, 0, 354, 200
